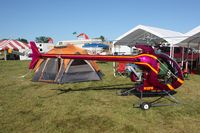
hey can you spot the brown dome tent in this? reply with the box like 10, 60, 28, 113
32, 44, 103, 83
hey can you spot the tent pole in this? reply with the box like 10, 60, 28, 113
181, 47, 184, 68
4, 50, 7, 61
198, 43, 200, 72
169, 45, 174, 66
170, 45, 172, 58
112, 43, 116, 77
191, 48, 193, 71
170, 45, 174, 59
186, 43, 189, 73
198, 43, 200, 65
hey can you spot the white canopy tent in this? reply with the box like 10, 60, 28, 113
177, 25, 200, 48
112, 25, 185, 57
113, 25, 185, 46
112, 24, 200, 74
176, 25, 200, 69
112, 25, 185, 76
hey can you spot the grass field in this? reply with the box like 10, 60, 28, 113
1, 60, 200, 133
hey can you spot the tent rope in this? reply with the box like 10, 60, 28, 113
20, 69, 32, 78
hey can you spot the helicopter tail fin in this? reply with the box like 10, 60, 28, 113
29, 41, 41, 69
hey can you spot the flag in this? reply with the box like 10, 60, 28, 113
72, 32, 77, 35
48, 37, 54, 43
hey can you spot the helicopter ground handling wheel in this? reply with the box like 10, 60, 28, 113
140, 102, 151, 110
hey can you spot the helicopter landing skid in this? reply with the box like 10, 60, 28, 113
135, 90, 180, 110
117, 88, 180, 110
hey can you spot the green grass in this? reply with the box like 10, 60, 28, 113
0, 60, 200, 133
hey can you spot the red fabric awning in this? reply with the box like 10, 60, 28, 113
0, 40, 30, 50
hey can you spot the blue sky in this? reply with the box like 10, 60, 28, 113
0, 0, 200, 42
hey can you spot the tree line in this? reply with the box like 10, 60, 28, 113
1, 35, 106, 44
